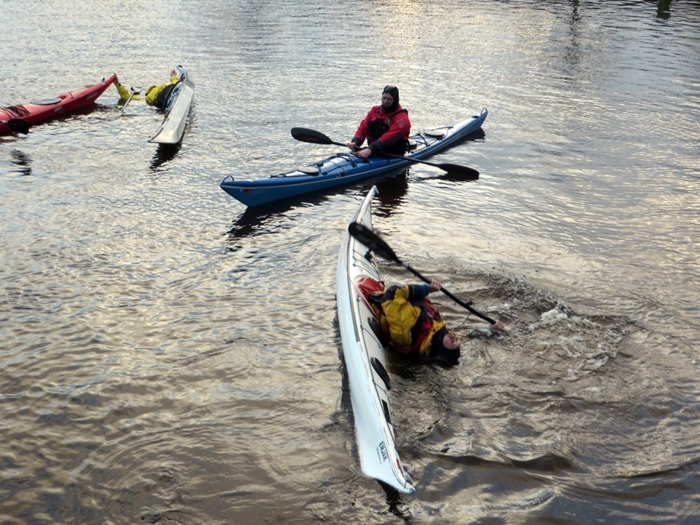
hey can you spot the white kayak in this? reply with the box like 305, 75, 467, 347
148, 65, 194, 145
336, 185, 415, 494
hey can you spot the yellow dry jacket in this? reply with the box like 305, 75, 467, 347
114, 75, 179, 106
372, 284, 446, 357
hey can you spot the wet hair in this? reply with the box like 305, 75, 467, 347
382, 85, 400, 112
430, 326, 460, 366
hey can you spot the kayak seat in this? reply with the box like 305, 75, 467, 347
424, 129, 446, 138
298, 166, 320, 175
31, 98, 62, 105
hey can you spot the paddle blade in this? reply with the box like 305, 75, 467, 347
8, 119, 29, 134
348, 222, 400, 263
439, 163, 479, 180
291, 127, 334, 145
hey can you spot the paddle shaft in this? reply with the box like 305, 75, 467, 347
121, 88, 141, 114
328, 138, 476, 176
347, 222, 497, 325
290, 127, 478, 180
399, 262, 497, 324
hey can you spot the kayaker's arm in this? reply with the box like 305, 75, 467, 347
346, 136, 373, 160
350, 129, 405, 159
115, 80, 131, 100
348, 137, 363, 151
400, 280, 439, 301
427, 279, 441, 293
357, 147, 373, 159
347, 222, 506, 331
115, 80, 145, 102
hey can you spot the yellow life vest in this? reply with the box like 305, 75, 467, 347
370, 284, 445, 357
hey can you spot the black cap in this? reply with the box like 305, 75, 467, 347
430, 327, 460, 365
382, 85, 400, 111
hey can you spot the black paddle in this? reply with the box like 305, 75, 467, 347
348, 222, 501, 327
3, 119, 30, 134
290, 127, 479, 181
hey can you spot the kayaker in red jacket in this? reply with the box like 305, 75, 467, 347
346, 85, 411, 160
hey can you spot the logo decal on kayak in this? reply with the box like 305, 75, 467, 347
378, 441, 389, 462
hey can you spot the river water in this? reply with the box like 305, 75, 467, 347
1, 0, 699, 523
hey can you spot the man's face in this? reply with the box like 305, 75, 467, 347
381, 92, 394, 108
443, 332, 460, 350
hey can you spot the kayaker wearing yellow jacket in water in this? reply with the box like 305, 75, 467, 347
366, 278, 460, 365
114, 70, 180, 110
362, 277, 505, 366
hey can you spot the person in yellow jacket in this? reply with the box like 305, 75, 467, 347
114, 70, 181, 110
367, 277, 463, 365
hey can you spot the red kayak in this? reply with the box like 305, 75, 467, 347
0, 73, 117, 135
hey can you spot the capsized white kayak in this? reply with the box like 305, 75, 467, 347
148, 65, 194, 145
336, 185, 415, 494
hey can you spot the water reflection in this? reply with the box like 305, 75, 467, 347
150, 143, 181, 171
226, 173, 412, 239
226, 201, 301, 240
657, 0, 672, 19
10, 149, 32, 176
374, 171, 409, 218
380, 481, 414, 520
225, 187, 352, 240
564, 1, 582, 69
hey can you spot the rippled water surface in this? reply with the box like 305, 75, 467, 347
1, 0, 699, 523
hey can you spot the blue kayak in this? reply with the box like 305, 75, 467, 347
220, 109, 488, 207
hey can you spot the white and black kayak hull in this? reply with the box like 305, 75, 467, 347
336, 186, 415, 494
